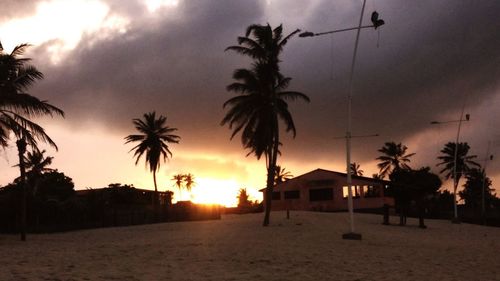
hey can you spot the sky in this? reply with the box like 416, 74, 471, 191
1, 0, 499, 206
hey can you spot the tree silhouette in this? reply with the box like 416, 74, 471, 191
237, 188, 251, 209
274, 165, 293, 185
24, 149, 54, 196
349, 162, 364, 176
125, 112, 180, 211
437, 142, 479, 220
222, 24, 309, 226
0, 42, 64, 241
183, 173, 195, 200
459, 168, 494, 215
376, 142, 415, 179
171, 173, 184, 201
390, 167, 441, 228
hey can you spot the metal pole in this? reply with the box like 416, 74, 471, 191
452, 102, 466, 223
343, 0, 366, 239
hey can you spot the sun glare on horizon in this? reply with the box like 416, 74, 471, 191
172, 177, 252, 207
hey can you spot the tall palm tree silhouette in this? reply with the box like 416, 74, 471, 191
437, 142, 479, 219
125, 112, 180, 210
376, 142, 415, 179
222, 24, 309, 226
0, 42, 64, 241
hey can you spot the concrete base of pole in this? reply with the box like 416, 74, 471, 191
342, 232, 362, 240
451, 218, 461, 224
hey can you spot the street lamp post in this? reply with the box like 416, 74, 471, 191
300, 0, 383, 240
431, 110, 470, 223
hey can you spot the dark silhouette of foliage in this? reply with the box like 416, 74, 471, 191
349, 162, 364, 176
171, 173, 185, 200
237, 188, 251, 208
437, 142, 480, 184
125, 111, 180, 210
0, 41, 64, 241
274, 165, 293, 185
437, 142, 479, 221
183, 173, 195, 194
390, 167, 442, 228
0, 42, 64, 148
459, 168, 495, 214
222, 23, 309, 226
376, 142, 415, 179
35, 170, 75, 202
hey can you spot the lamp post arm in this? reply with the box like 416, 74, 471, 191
314, 25, 375, 37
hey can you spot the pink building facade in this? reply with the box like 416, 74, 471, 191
264, 169, 394, 212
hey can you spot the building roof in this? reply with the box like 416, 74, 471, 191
259, 168, 390, 192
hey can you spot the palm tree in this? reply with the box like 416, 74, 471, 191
349, 162, 364, 176
25, 149, 54, 175
376, 142, 415, 179
237, 188, 251, 208
437, 142, 479, 220
274, 165, 293, 185
24, 149, 54, 195
0, 43, 63, 147
1, 42, 64, 241
171, 173, 184, 201
222, 23, 308, 226
183, 173, 195, 199
125, 112, 180, 210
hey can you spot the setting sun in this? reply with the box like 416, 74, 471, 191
175, 178, 240, 207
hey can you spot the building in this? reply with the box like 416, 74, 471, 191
263, 168, 394, 212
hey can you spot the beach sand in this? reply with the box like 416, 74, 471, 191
1, 211, 498, 281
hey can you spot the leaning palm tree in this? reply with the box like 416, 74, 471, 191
376, 142, 415, 179
222, 24, 308, 226
0, 42, 64, 241
437, 142, 480, 221
125, 112, 180, 210
350, 162, 364, 176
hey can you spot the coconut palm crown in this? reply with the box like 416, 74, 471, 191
376, 142, 415, 179
437, 142, 479, 183
0, 42, 64, 148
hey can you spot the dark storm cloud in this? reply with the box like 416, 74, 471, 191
34, 0, 265, 151
281, 0, 500, 166
27, 0, 500, 171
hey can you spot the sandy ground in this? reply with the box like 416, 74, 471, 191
0, 211, 499, 281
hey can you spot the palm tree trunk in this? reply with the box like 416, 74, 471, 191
263, 125, 280, 227
153, 170, 158, 221
16, 138, 27, 241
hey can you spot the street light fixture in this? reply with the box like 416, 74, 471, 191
300, 0, 384, 240
431, 110, 470, 223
